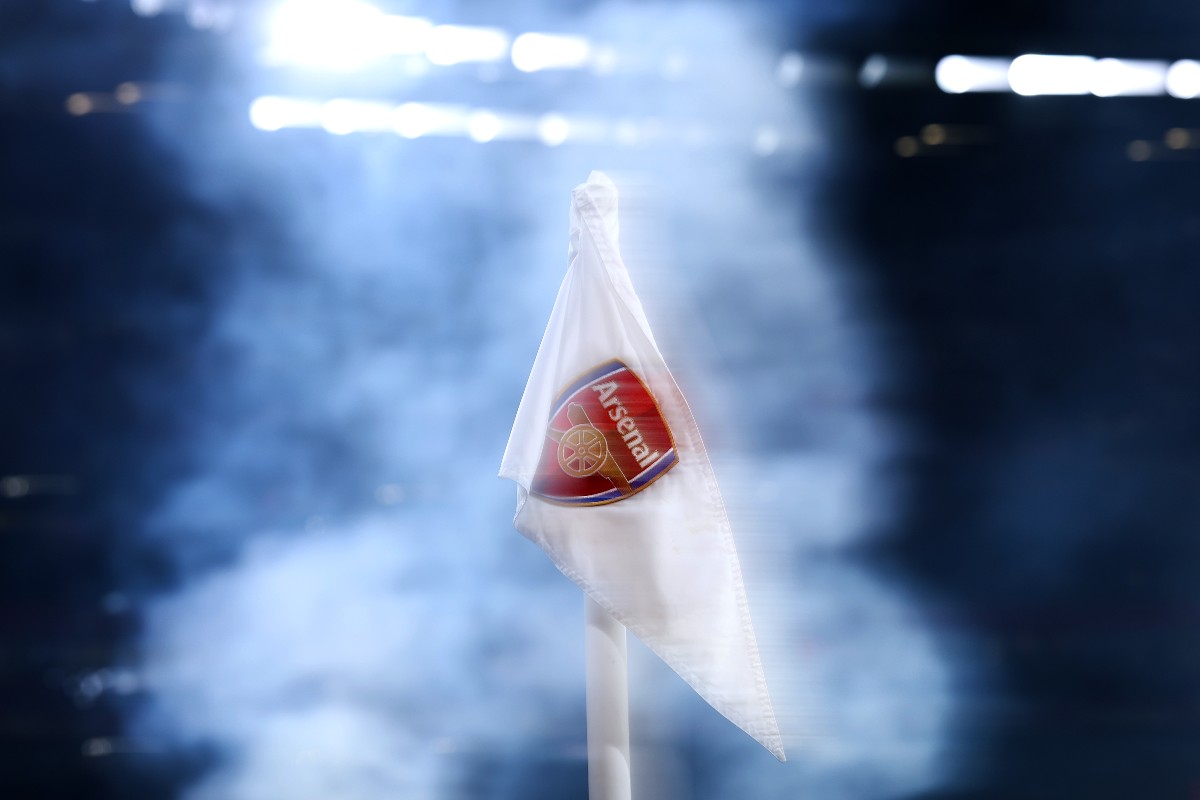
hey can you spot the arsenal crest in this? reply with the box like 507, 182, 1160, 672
531, 359, 677, 506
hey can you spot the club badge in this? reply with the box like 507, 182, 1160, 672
531, 359, 677, 506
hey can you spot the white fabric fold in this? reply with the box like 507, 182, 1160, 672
500, 171, 784, 761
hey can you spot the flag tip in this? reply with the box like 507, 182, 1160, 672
586, 169, 615, 189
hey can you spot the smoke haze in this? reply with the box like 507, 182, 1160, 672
121, 3, 975, 797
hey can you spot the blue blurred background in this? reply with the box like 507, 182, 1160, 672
4, 0, 1200, 798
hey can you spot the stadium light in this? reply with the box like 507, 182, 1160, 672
425, 25, 510, 66
511, 32, 592, 72
249, 95, 322, 130
536, 113, 569, 146
1089, 58, 1167, 97
262, 0, 430, 71
1166, 60, 1200, 98
1008, 54, 1095, 96
320, 99, 393, 134
935, 55, 1011, 93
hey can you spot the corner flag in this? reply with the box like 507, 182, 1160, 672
500, 171, 785, 762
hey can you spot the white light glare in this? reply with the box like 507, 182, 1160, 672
467, 111, 501, 142
858, 54, 888, 87
426, 25, 510, 66
248, 96, 615, 146
130, 0, 164, 17
320, 99, 393, 134
511, 32, 591, 72
1008, 54, 1095, 96
391, 103, 474, 138
614, 121, 638, 145
1090, 58, 1167, 97
379, 15, 434, 54
186, 2, 237, 30
252, 96, 483, 137
264, 0, 430, 71
249, 95, 322, 131
753, 127, 780, 156
777, 52, 804, 87
537, 113, 569, 146
935, 55, 1011, 93
392, 102, 435, 138
1167, 60, 1200, 98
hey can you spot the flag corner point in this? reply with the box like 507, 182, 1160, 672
586, 169, 614, 188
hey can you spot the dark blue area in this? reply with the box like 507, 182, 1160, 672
846, 82, 1200, 798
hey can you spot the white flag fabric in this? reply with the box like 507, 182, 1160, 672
499, 171, 785, 761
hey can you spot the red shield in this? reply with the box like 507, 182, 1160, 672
531, 359, 677, 506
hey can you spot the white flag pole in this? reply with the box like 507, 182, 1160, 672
585, 595, 632, 800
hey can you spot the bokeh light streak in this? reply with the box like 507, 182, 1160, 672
752, 126, 780, 156
511, 32, 593, 72
377, 13, 434, 55
247, 95, 802, 153
391, 101, 438, 139
115, 81, 142, 105
1127, 139, 1153, 160
0, 474, 78, 497
858, 54, 889, 88
940, 53, 1183, 97
425, 24, 511, 66
1166, 59, 1200, 98
249, 95, 323, 131
1164, 127, 1192, 149
1008, 54, 1096, 96
130, 0, 165, 17
63, 91, 132, 116
262, 0, 430, 71
1089, 58, 1168, 97
65, 92, 94, 116
320, 98, 394, 135
466, 110, 502, 142
536, 113, 570, 146
82, 738, 115, 758
935, 55, 1012, 93
776, 51, 804, 87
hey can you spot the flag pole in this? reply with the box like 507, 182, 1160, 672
585, 594, 632, 800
